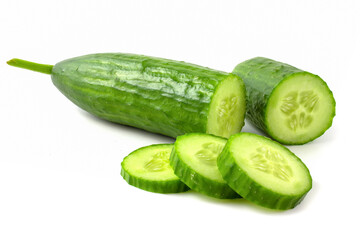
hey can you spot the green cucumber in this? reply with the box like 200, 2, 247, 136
218, 132, 312, 210
7, 54, 246, 138
233, 57, 335, 145
170, 133, 239, 199
121, 144, 189, 193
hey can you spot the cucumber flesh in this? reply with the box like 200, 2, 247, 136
218, 133, 312, 210
266, 72, 335, 144
121, 144, 189, 193
170, 133, 239, 199
207, 74, 246, 138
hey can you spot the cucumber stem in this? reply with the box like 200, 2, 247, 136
7, 58, 53, 75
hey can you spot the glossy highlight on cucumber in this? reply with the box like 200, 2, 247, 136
7, 53, 246, 138
233, 57, 335, 145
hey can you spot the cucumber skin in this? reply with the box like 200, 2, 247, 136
217, 133, 312, 210
121, 167, 189, 194
51, 53, 240, 138
233, 57, 302, 132
120, 144, 189, 194
232, 57, 335, 145
170, 134, 239, 199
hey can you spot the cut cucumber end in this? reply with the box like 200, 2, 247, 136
121, 144, 189, 193
218, 133, 312, 210
207, 74, 246, 138
171, 133, 239, 199
266, 72, 336, 144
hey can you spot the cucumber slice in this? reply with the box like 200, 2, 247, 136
218, 133, 312, 210
121, 144, 189, 193
233, 57, 335, 145
170, 133, 239, 199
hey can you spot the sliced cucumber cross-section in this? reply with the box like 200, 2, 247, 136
170, 133, 239, 199
218, 133, 312, 210
233, 57, 335, 145
207, 75, 246, 138
266, 72, 335, 144
121, 144, 189, 193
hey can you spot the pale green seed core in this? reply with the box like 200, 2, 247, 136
280, 90, 319, 132
217, 95, 239, 134
207, 75, 245, 138
250, 147, 293, 182
144, 151, 171, 172
195, 142, 223, 166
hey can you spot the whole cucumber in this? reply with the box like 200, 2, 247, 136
8, 53, 246, 138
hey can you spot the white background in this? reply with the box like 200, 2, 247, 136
0, 0, 359, 239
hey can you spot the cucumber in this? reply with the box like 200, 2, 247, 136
121, 144, 189, 193
218, 132, 312, 210
233, 57, 335, 145
7, 54, 246, 138
170, 133, 239, 199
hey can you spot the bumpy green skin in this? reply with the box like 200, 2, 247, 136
232, 57, 335, 144
170, 134, 239, 199
121, 168, 189, 194
121, 144, 189, 194
217, 133, 312, 210
233, 57, 302, 131
51, 53, 240, 138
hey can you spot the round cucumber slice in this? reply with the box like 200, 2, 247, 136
207, 74, 246, 138
121, 144, 189, 193
218, 133, 312, 210
266, 72, 335, 144
170, 133, 239, 199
